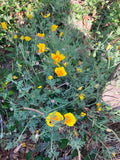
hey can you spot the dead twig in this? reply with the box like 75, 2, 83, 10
77, 148, 81, 160
23, 107, 44, 117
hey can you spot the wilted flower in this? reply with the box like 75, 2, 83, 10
1, 22, 7, 30
51, 24, 58, 32
51, 50, 65, 63
106, 128, 112, 132
94, 84, 99, 88
35, 133, 39, 140
18, 64, 22, 67
46, 111, 64, 127
37, 43, 46, 53
24, 36, 31, 41
55, 67, 67, 77
80, 112, 86, 117
64, 113, 76, 127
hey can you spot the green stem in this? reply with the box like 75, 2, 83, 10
17, 117, 33, 142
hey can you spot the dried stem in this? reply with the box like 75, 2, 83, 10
77, 148, 81, 160
23, 107, 44, 117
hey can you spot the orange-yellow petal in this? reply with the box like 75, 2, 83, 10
51, 24, 58, 32
64, 113, 76, 127
46, 111, 64, 127
55, 67, 67, 77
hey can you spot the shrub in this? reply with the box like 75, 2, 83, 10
0, 0, 120, 159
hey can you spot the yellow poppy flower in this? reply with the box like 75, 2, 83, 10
112, 152, 116, 157
106, 44, 111, 50
14, 34, 18, 39
79, 93, 85, 101
28, 13, 32, 19
41, 12, 50, 18
29, 5, 32, 11
46, 111, 64, 127
37, 43, 46, 53
63, 62, 67, 67
77, 68, 82, 72
74, 130, 79, 137
37, 85, 42, 89
77, 86, 82, 90
24, 36, 31, 41
64, 113, 76, 127
55, 67, 67, 77
80, 112, 86, 117
59, 32, 63, 37
20, 35, 24, 40
118, 45, 120, 50
51, 24, 58, 32
51, 50, 65, 63
48, 75, 53, 80
96, 103, 101, 111
13, 75, 18, 80
97, 106, 101, 112
36, 130, 39, 133
22, 142, 26, 148
37, 33, 45, 38
96, 103, 101, 107
1, 22, 7, 30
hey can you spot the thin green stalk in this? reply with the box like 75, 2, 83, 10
17, 117, 33, 142
98, 139, 112, 160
